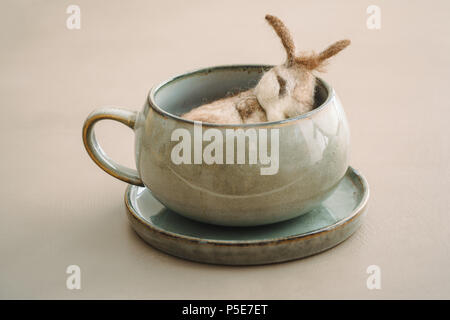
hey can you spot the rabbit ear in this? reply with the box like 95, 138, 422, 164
295, 39, 350, 71
317, 39, 351, 62
265, 15, 296, 67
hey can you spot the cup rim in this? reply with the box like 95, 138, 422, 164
147, 64, 335, 128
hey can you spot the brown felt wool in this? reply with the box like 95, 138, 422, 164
265, 14, 296, 67
295, 39, 351, 71
181, 15, 350, 124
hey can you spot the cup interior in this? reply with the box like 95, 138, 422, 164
151, 65, 329, 123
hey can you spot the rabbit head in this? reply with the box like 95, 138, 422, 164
254, 15, 351, 122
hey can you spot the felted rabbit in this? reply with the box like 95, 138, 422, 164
182, 14, 350, 124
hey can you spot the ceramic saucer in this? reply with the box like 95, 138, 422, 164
124, 166, 369, 265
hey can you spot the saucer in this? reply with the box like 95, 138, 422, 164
124, 166, 369, 265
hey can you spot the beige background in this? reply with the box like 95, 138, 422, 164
1, 0, 449, 299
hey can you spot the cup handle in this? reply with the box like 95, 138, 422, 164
82, 107, 144, 186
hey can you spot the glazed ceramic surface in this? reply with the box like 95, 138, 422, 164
83, 65, 350, 226
125, 167, 368, 265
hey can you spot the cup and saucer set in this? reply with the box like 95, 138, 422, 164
83, 65, 369, 265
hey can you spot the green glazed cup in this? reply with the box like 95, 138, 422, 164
83, 65, 350, 226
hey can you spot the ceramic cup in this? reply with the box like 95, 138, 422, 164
83, 65, 350, 226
